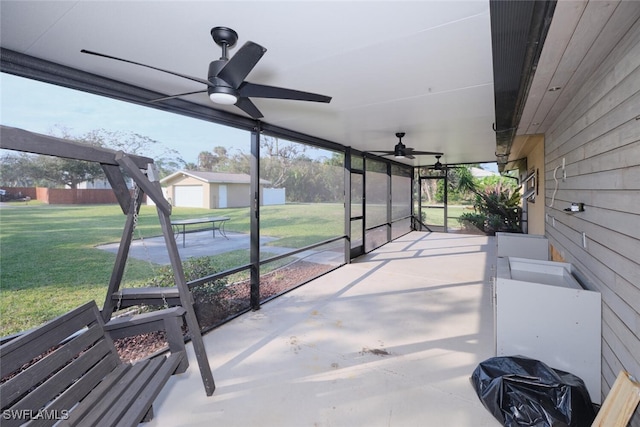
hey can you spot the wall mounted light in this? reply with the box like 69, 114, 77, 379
564, 202, 585, 213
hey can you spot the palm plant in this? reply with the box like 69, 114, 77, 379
456, 167, 522, 234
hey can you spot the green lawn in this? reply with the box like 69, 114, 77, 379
0, 202, 343, 335
421, 204, 474, 228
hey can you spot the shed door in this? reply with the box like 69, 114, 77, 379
218, 185, 228, 208
174, 185, 203, 208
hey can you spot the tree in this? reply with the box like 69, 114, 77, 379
28, 155, 105, 189
198, 151, 219, 171
196, 146, 250, 174
421, 179, 437, 204
0, 153, 37, 187
457, 168, 522, 234
0, 127, 185, 188
154, 157, 185, 178
260, 135, 306, 188
49, 126, 184, 179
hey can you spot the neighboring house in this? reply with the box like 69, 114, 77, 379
160, 170, 271, 209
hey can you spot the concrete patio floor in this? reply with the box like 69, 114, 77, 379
147, 231, 501, 427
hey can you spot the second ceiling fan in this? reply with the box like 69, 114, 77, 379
368, 133, 443, 159
82, 26, 331, 119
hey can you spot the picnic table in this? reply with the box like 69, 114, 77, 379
171, 216, 230, 247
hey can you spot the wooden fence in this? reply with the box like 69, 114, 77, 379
2, 187, 137, 204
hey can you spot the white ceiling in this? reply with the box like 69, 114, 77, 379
0, 1, 497, 167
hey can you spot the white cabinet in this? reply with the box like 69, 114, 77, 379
496, 232, 549, 260
494, 257, 602, 403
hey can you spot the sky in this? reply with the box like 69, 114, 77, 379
0, 73, 250, 163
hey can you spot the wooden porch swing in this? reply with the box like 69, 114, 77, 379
1, 126, 215, 424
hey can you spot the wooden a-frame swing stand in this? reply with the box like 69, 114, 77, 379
1, 125, 215, 397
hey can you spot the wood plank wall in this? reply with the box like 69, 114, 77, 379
544, 17, 640, 425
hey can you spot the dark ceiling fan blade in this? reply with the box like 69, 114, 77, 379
81, 49, 212, 87
238, 82, 331, 103
149, 90, 207, 103
235, 97, 264, 119
216, 41, 267, 89
408, 150, 444, 156
365, 151, 415, 159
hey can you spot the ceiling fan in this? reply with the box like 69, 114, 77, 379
81, 26, 331, 119
367, 133, 443, 159
432, 155, 444, 170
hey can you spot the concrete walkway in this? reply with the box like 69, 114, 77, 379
97, 230, 272, 265
146, 231, 500, 427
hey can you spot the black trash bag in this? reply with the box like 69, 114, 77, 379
471, 356, 596, 427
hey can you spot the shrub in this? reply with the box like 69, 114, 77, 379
456, 170, 522, 235
459, 212, 486, 232
146, 256, 228, 301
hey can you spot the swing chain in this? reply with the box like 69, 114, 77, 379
116, 184, 145, 314
115, 184, 140, 314
132, 185, 140, 231
131, 184, 156, 274
116, 292, 123, 312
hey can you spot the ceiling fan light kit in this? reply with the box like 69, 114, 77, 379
81, 26, 331, 119
394, 132, 407, 158
208, 87, 238, 105
209, 92, 238, 105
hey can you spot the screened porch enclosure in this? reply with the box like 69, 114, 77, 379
188, 127, 421, 320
